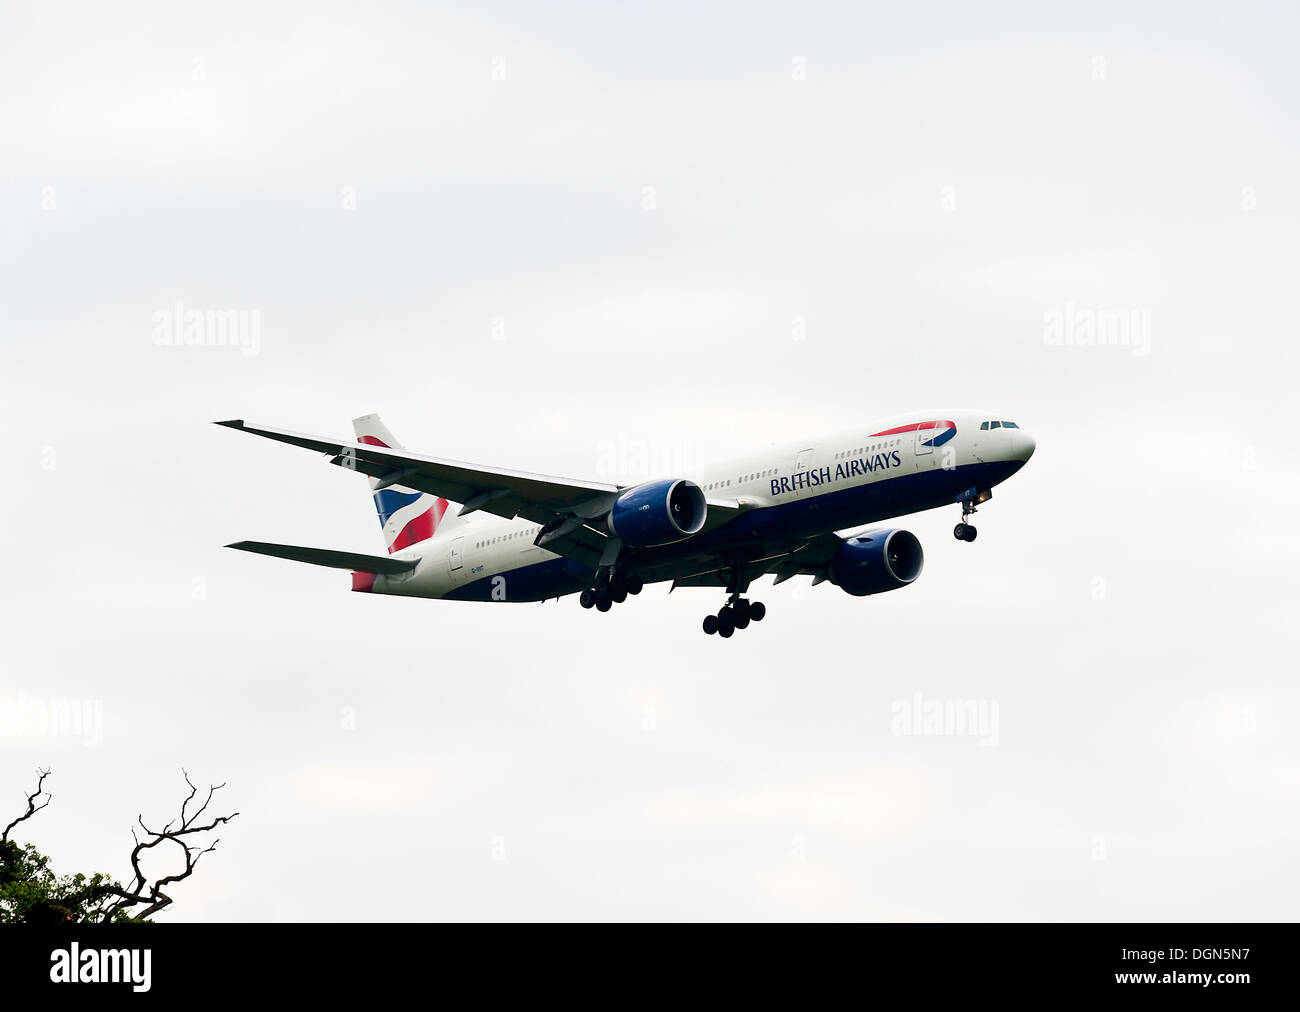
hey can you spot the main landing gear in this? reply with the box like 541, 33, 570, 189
702, 594, 766, 638
579, 570, 643, 612
954, 496, 981, 542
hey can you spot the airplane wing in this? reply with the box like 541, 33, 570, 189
217, 420, 629, 569
699, 496, 754, 532
668, 531, 847, 590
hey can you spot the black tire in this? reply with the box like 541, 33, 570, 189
702, 614, 718, 635
609, 573, 628, 597
627, 575, 644, 595
579, 589, 595, 609
596, 597, 612, 612
749, 601, 766, 622
717, 610, 735, 638
963, 525, 978, 542
733, 599, 751, 621
954, 523, 967, 540
733, 612, 750, 630
718, 623, 734, 638
612, 587, 628, 604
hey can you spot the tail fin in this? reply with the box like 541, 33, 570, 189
352, 414, 451, 554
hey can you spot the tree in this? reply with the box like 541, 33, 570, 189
1, 768, 238, 924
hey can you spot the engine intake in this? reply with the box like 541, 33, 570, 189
608, 479, 707, 548
828, 529, 924, 597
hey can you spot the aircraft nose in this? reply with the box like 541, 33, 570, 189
1012, 429, 1036, 463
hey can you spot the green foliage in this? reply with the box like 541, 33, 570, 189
0, 837, 137, 924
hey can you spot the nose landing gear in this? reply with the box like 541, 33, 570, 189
954, 493, 987, 542
702, 594, 766, 637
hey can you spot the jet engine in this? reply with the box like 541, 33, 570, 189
828, 529, 924, 596
607, 479, 707, 548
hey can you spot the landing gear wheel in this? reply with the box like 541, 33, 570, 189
611, 587, 628, 604
580, 589, 595, 609
596, 598, 612, 612
733, 612, 751, 630
702, 614, 719, 635
609, 573, 628, 598
956, 496, 984, 542
749, 601, 766, 622
732, 599, 751, 622
627, 575, 644, 595
717, 609, 735, 638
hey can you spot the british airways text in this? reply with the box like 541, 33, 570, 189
771, 450, 902, 496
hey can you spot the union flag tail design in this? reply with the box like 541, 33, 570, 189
352, 414, 450, 554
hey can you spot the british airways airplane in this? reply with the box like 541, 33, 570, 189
219, 410, 1034, 637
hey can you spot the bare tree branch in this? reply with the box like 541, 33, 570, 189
2, 767, 52, 844
99, 770, 238, 921
4, 767, 237, 923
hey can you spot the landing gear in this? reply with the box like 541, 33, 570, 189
717, 610, 735, 637
954, 497, 981, 542
580, 568, 641, 612
702, 593, 766, 636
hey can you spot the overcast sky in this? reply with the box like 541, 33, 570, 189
2, 0, 1296, 921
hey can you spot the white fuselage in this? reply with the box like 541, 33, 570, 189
369, 409, 1034, 600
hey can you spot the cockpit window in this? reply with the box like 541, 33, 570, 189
1002, 421, 1018, 428
980, 421, 989, 430
989, 421, 1001, 429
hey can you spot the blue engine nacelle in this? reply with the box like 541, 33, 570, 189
608, 479, 708, 548
828, 529, 924, 597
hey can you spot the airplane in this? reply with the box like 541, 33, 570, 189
218, 410, 1035, 637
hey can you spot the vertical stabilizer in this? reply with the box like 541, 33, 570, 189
352, 414, 450, 553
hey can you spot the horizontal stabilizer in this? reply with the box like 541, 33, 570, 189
226, 541, 417, 575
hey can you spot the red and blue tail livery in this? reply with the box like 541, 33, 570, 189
354, 415, 449, 553
220, 408, 1034, 637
